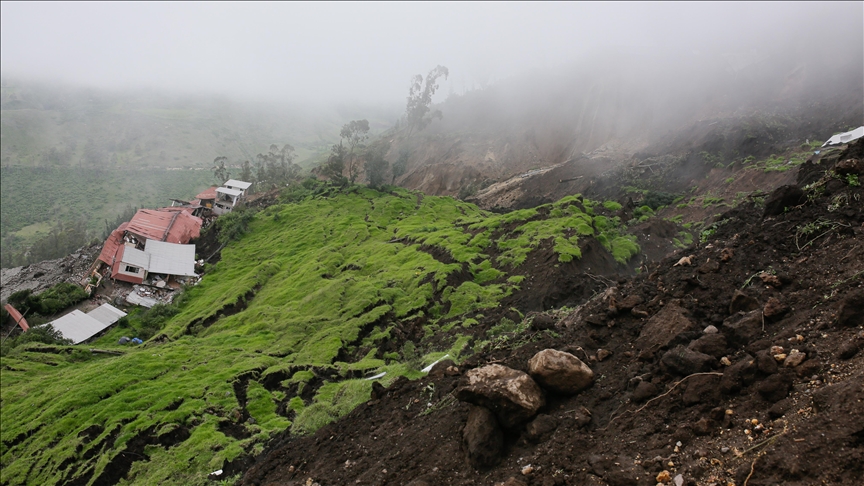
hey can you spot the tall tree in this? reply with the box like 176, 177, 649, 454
323, 142, 348, 186
405, 65, 449, 136
212, 156, 230, 184
391, 149, 410, 184
364, 140, 391, 190
340, 120, 370, 183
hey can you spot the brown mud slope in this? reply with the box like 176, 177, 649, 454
242, 140, 863, 486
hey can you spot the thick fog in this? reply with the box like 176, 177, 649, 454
2, 2, 861, 106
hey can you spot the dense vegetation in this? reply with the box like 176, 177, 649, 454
0, 187, 639, 485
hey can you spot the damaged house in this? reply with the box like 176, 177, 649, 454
214, 179, 252, 215
89, 208, 202, 287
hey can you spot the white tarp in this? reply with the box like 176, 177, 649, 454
822, 126, 864, 147
48, 304, 128, 344
144, 240, 197, 277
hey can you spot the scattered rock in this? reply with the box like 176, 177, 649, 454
463, 405, 503, 468
836, 290, 864, 327
693, 417, 714, 436
759, 273, 783, 287
756, 350, 779, 375
723, 310, 764, 346
525, 414, 558, 443
681, 374, 721, 405
834, 157, 864, 176
570, 406, 592, 428
616, 294, 643, 311
631, 381, 658, 403
635, 301, 694, 352
720, 247, 734, 262
838, 338, 861, 360
527, 349, 594, 395
661, 346, 716, 376
763, 297, 789, 320
698, 260, 720, 274
703, 325, 718, 334
530, 314, 556, 331
674, 255, 694, 267
455, 364, 546, 428
520, 465, 533, 475
720, 356, 758, 394
783, 349, 807, 367
768, 398, 791, 419
656, 470, 672, 483
729, 290, 760, 315
688, 333, 728, 358
596, 349, 612, 361
757, 372, 794, 403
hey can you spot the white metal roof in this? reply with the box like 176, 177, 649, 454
120, 246, 150, 269
823, 126, 864, 147
48, 310, 109, 344
216, 187, 243, 197
144, 240, 197, 277
86, 303, 127, 326
224, 179, 252, 190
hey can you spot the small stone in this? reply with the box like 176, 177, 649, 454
773, 353, 787, 362
656, 470, 672, 483
667, 461, 675, 468
596, 349, 612, 361
720, 356, 731, 366
783, 349, 806, 367
521, 465, 533, 475
674, 474, 685, 486
528, 349, 594, 395
720, 247, 734, 262
703, 325, 719, 334
770, 345, 785, 355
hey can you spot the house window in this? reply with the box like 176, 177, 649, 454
125, 265, 139, 274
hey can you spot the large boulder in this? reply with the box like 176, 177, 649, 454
463, 405, 503, 468
455, 364, 545, 428
527, 349, 595, 395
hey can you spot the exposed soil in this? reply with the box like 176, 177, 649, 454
241, 140, 864, 485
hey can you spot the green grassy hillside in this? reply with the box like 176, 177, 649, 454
0, 187, 638, 485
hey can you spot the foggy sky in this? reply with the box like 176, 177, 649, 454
1, 2, 861, 105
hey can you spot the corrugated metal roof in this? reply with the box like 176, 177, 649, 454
86, 303, 127, 326
217, 187, 243, 197
4, 304, 29, 332
48, 310, 108, 344
144, 240, 197, 277
195, 186, 218, 200
224, 179, 252, 190
97, 222, 129, 266
120, 247, 150, 268
126, 209, 201, 244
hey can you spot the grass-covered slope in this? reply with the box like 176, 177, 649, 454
0, 187, 639, 486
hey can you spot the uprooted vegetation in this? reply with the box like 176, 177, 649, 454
1, 186, 646, 486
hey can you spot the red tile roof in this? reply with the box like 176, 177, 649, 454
126, 209, 201, 244
195, 186, 218, 200
4, 304, 29, 332
97, 222, 129, 266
